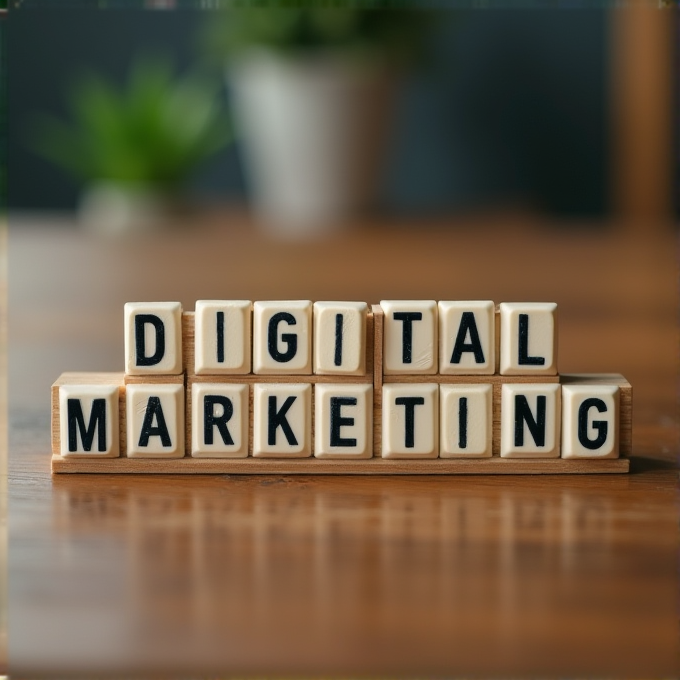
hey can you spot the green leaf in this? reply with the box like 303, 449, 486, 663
27, 57, 232, 189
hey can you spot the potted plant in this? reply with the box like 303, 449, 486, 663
203, 6, 430, 238
29, 57, 231, 235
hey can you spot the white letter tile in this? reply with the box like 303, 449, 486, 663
439, 301, 494, 375
313, 301, 367, 375
126, 383, 184, 458
440, 384, 492, 458
59, 384, 119, 457
499, 302, 557, 376
382, 383, 438, 458
124, 302, 183, 375
381, 300, 437, 375
500, 383, 560, 458
315, 383, 373, 459
562, 384, 619, 459
253, 383, 311, 457
194, 300, 251, 375
253, 301, 312, 375
191, 383, 249, 458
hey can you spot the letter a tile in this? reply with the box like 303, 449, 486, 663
127, 383, 184, 458
439, 301, 494, 375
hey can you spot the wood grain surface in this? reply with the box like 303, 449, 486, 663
8, 214, 678, 678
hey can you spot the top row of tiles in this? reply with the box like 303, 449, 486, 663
124, 300, 558, 377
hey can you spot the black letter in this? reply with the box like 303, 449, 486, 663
514, 395, 546, 447
138, 397, 172, 447
216, 311, 225, 364
67, 398, 107, 452
458, 397, 468, 449
204, 395, 234, 446
268, 396, 298, 446
450, 312, 485, 364
578, 398, 608, 450
330, 397, 357, 447
334, 314, 343, 367
393, 312, 423, 364
518, 314, 545, 365
268, 312, 298, 363
395, 396, 425, 448
135, 314, 165, 366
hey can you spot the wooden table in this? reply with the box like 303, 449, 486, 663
8, 212, 679, 677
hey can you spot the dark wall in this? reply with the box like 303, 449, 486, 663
8, 9, 609, 216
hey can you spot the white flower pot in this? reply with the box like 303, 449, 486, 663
229, 51, 394, 239
77, 182, 186, 237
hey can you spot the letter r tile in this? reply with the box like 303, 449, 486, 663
191, 383, 249, 458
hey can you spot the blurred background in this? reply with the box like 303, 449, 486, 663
6, 3, 680, 678
7, 4, 677, 232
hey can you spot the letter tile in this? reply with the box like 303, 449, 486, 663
315, 384, 373, 459
253, 301, 312, 375
439, 301, 494, 374
191, 383, 249, 458
124, 302, 183, 375
252, 383, 311, 457
500, 383, 560, 458
313, 301, 367, 375
59, 384, 119, 457
194, 300, 252, 375
440, 384, 492, 458
127, 383, 184, 458
382, 383, 438, 458
499, 302, 557, 375
381, 300, 437, 375
562, 384, 619, 459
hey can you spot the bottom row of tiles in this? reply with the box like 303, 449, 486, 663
59, 382, 620, 460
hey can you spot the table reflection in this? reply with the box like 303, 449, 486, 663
47, 471, 674, 676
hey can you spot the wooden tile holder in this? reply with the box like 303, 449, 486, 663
52, 305, 631, 474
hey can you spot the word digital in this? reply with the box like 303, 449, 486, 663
51, 300, 632, 475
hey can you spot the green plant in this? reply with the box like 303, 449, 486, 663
30, 58, 231, 191
202, 4, 433, 64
